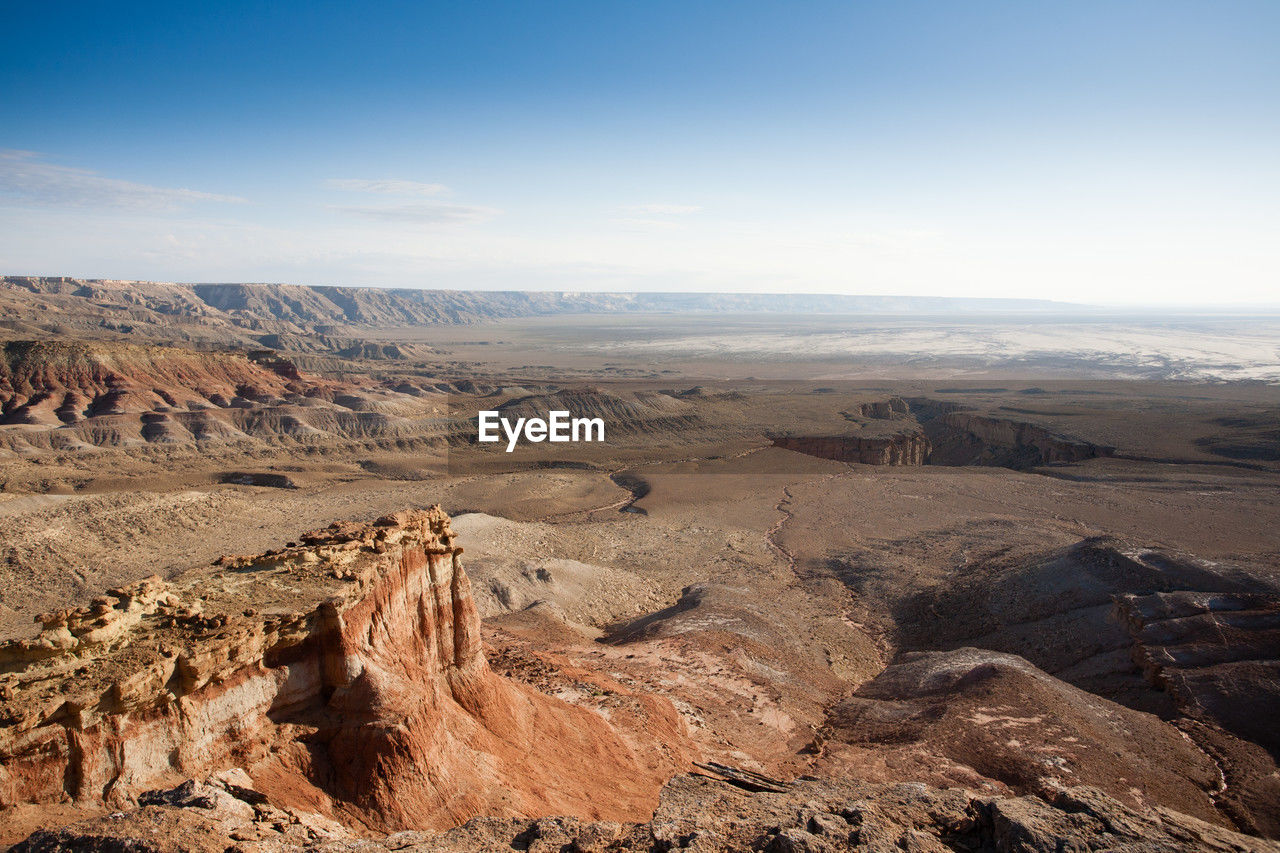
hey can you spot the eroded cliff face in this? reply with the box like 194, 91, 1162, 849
1116, 589, 1280, 755
771, 432, 930, 465
848, 397, 910, 420
767, 395, 925, 465
0, 508, 688, 832
925, 412, 1114, 467
769, 398, 1115, 470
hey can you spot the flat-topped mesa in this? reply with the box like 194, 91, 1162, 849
927, 412, 1115, 467
0, 507, 685, 831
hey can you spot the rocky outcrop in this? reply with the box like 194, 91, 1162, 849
0, 575, 177, 671
1115, 588, 1280, 835
773, 402, 1111, 470
14, 772, 1279, 852
771, 431, 930, 465
1117, 590, 1280, 754
823, 536, 1280, 837
926, 412, 1113, 468
847, 397, 910, 420
820, 648, 1229, 827
0, 508, 689, 832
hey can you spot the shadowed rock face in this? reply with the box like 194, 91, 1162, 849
771, 432, 931, 465
924, 412, 1114, 468
768, 398, 1111, 469
1117, 588, 1280, 750
0, 508, 690, 832
820, 535, 1280, 837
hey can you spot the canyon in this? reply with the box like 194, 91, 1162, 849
0, 280, 1278, 851
771, 432, 931, 466
4, 508, 1278, 852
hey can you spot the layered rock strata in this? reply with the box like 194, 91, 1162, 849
1117, 590, 1280, 754
926, 412, 1114, 467
771, 432, 930, 465
0, 508, 687, 832
848, 397, 910, 419
0, 340, 451, 452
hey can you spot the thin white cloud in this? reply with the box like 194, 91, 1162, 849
329, 201, 500, 224
623, 203, 702, 215
325, 177, 497, 224
612, 217, 683, 230
325, 178, 450, 196
0, 149, 246, 210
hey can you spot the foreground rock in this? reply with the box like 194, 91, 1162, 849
14, 772, 1279, 852
0, 508, 689, 834
824, 535, 1280, 835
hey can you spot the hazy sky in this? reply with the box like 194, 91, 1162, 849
2, 1, 1277, 304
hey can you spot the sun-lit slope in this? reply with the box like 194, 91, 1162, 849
0, 340, 449, 451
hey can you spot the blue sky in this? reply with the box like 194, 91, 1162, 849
2, 1, 1277, 303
